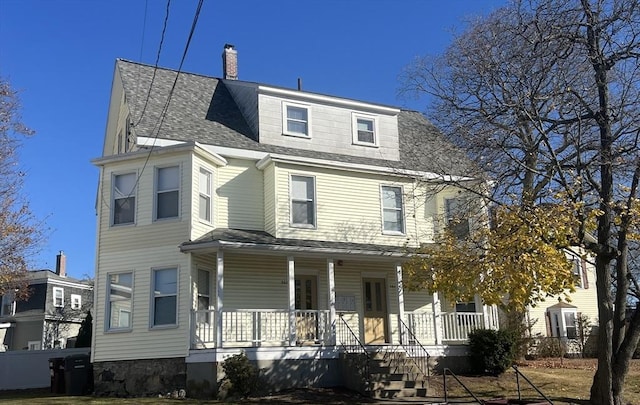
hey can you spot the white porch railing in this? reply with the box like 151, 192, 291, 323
191, 308, 498, 348
191, 309, 329, 348
441, 312, 485, 341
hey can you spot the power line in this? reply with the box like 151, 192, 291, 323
133, 0, 172, 128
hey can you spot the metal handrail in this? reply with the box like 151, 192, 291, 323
443, 367, 482, 404
398, 317, 431, 378
337, 313, 370, 390
513, 365, 553, 404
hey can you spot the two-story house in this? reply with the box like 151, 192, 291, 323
0, 252, 93, 351
91, 45, 499, 397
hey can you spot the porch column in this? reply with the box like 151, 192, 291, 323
327, 258, 336, 345
215, 250, 224, 348
482, 302, 491, 329
288, 256, 296, 346
432, 292, 443, 345
395, 263, 405, 344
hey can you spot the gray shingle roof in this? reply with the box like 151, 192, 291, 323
116, 59, 475, 176
181, 228, 410, 257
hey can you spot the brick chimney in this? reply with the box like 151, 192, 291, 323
56, 251, 66, 277
222, 44, 238, 80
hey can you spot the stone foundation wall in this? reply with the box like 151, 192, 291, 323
94, 358, 186, 397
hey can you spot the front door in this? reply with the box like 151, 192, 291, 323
295, 275, 318, 342
363, 278, 388, 344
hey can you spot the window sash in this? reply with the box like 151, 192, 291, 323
153, 268, 177, 326
156, 167, 179, 219
285, 105, 309, 136
357, 118, 375, 144
113, 173, 136, 225
291, 176, 315, 226
381, 186, 403, 232
108, 272, 133, 330
53, 288, 64, 307
199, 169, 212, 222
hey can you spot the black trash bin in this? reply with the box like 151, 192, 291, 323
49, 357, 65, 394
64, 354, 93, 395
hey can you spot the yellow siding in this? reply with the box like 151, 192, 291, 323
216, 158, 264, 231
404, 290, 434, 313
93, 247, 190, 362
526, 258, 599, 337
274, 163, 427, 247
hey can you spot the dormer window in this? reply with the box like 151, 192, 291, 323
352, 113, 378, 146
283, 102, 311, 137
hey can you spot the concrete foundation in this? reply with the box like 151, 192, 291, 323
93, 358, 186, 397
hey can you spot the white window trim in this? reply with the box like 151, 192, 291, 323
53, 287, 64, 308
198, 167, 213, 224
1, 291, 16, 316
290, 174, 317, 229
351, 113, 379, 147
150, 267, 179, 329
111, 170, 138, 227
380, 184, 405, 235
154, 164, 181, 221
282, 101, 312, 138
70, 294, 82, 310
571, 256, 584, 289
106, 271, 133, 332
27, 340, 41, 350
549, 307, 578, 338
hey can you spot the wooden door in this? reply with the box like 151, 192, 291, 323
363, 278, 388, 344
295, 275, 318, 342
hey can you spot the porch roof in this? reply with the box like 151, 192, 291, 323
180, 228, 415, 259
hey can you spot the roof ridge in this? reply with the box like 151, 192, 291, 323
116, 58, 222, 81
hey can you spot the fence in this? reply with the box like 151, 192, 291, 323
0, 347, 90, 390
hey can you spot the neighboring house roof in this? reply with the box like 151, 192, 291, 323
547, 301, 578, 310
25, 270, 92, 287
181, 228, 411, 258
116, 59, 476, 177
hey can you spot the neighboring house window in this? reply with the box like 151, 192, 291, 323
1, 291, 15, 316
455, 301, 476, 313
283, 102, 310, 137
548, 306, 578, 339
352, 114, 377, 146
53, 287, 64, 308
197, 269, 211, 324
199, 168, 212, 223
152, 268, 178, 327
381, 185, 404, 233
113, 172, 137, 225
571, 257, 583, 288
107, 272, 133, 330
27, 341, 41, 351
290, 175, 316, 227
71, 294, 82, 310
156, 166, 180, 220
445, 197, 470, 239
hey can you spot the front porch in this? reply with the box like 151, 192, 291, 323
190, 308, 499, 349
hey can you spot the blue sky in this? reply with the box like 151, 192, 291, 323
0, 0, 504, 279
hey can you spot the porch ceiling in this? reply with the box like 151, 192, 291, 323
180, 228, 416, 259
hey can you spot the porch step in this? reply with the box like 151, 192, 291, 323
367, 350, 430, 399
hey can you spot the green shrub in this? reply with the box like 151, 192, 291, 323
221, 352, 258, 397
468, 329, 517, 375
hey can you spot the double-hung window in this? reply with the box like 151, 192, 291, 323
381, 186, 404, 233
53, 287, 64, 308
199, 168, 212, 223
197, 269, 211, 324
445, 197, 470, 239
1, 291, 15, 316
107, 272, 133, 330
291, 175, 316, 227
283, 103, 310, 137
352, 114, 377, 146
152, 268, 178, 327
113, 172, 136, 225
571, 257, 583, 288
71, 294, 82, 310
156, 166, 180, 220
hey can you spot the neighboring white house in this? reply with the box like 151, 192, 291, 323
91, 45, 499, 397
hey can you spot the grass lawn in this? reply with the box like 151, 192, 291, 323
0, 359, 638, 404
